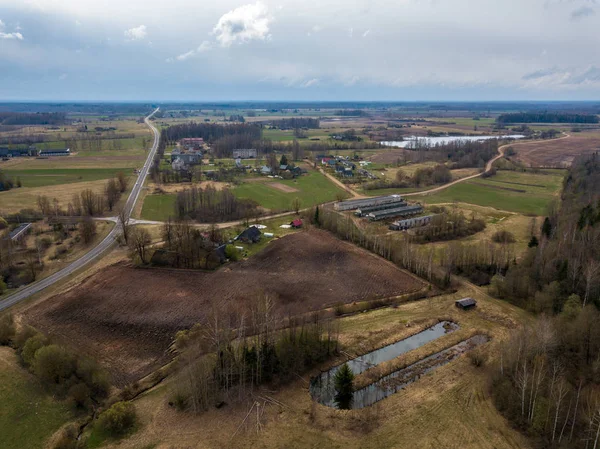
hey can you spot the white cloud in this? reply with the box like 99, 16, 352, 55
0, 31, 23, 40
0, 19, 23, 40
124, 25, 147, 41
197, 40, 212, 53
58, 73, 68, 80
176, 50, 195, 61
172, 41, 212, 63
213, 1, 272, 47
302, 78, 319, 88
362, 29, 370, 38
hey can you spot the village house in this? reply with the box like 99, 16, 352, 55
180, 138, 205, 150
232, 149, 258, 159
236, 226, 262, 243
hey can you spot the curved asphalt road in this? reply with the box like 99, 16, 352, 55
0, 108, 161, 311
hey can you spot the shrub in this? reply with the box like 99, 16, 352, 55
224, 244, 240, 262
0, 276, 7, 295
96, 401, 136, 437
21, 333, 48, 367
468, 349, 488, 367
76, 356, 110, 398
33, 344, 76, 385
68, 382, 92, 409
0, 314, 15, 345
491, 230, 516, 244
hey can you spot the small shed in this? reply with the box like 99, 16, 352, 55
291, 218, 303, 228
455, 297, 477, 310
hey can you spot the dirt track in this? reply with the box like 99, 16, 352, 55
25, 230, 424, 385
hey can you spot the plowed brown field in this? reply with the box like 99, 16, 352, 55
25, 230, 425, 385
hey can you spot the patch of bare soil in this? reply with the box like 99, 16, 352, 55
269, 182, 299, 193
369, 149, 410, 164
25, 229, 425, 386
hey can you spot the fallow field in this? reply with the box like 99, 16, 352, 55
24, 230, 426, 385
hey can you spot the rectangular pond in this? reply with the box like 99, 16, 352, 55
310, 321, 458, 408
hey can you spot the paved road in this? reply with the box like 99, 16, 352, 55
0, 109, 161, 311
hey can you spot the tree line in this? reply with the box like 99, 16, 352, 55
497, 112, 599, 124
490, 153, 600, 312
262, 118, 320, 129
0, 112, 67, 126
161, 122, 262, 147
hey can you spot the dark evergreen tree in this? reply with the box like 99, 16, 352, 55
333, 363, 354, 410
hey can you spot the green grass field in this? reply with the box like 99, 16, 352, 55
233, 170, 348, 211
0, 348, 72, 449
412, 170, 565, 215
140, 194, 177, 221
1, 168, 133, 188
140, 171, 348, 220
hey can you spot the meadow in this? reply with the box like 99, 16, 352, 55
140, 193, 177, 221
411, 170, 565, 215
233, 170, 348, 211
140, 170, 348, 221
0, 347, 72, 449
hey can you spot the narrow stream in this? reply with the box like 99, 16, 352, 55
310, 321, 458, 408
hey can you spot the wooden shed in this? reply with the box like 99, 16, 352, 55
455, 297, 477, 310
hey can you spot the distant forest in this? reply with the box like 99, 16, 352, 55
263, 118, 320, 129
497, 112, 599, 124
0, 112, 67, 126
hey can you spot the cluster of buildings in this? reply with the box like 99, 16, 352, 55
170, 138, 207, 171
335, 194, 432, 229
320, 156, 378, 180
320, 156, 357, 178
258, 164, 304, 177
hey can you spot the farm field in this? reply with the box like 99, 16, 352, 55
99, 286, 531, 449
0, 174, 135, 215
0, 167, 132, 188
0, 347, 72, 449
0, 153, 145, 169
511, 132, 600, 167
412, 170, 565, 215
23, 230, 426, 385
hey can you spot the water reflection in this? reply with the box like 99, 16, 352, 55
310, 321, 458, 408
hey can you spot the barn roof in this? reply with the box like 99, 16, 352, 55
456, 297, 477, 307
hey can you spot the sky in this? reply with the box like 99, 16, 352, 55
0, 0, 599, 101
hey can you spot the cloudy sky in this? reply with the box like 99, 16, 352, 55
0, 0, 599, 101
